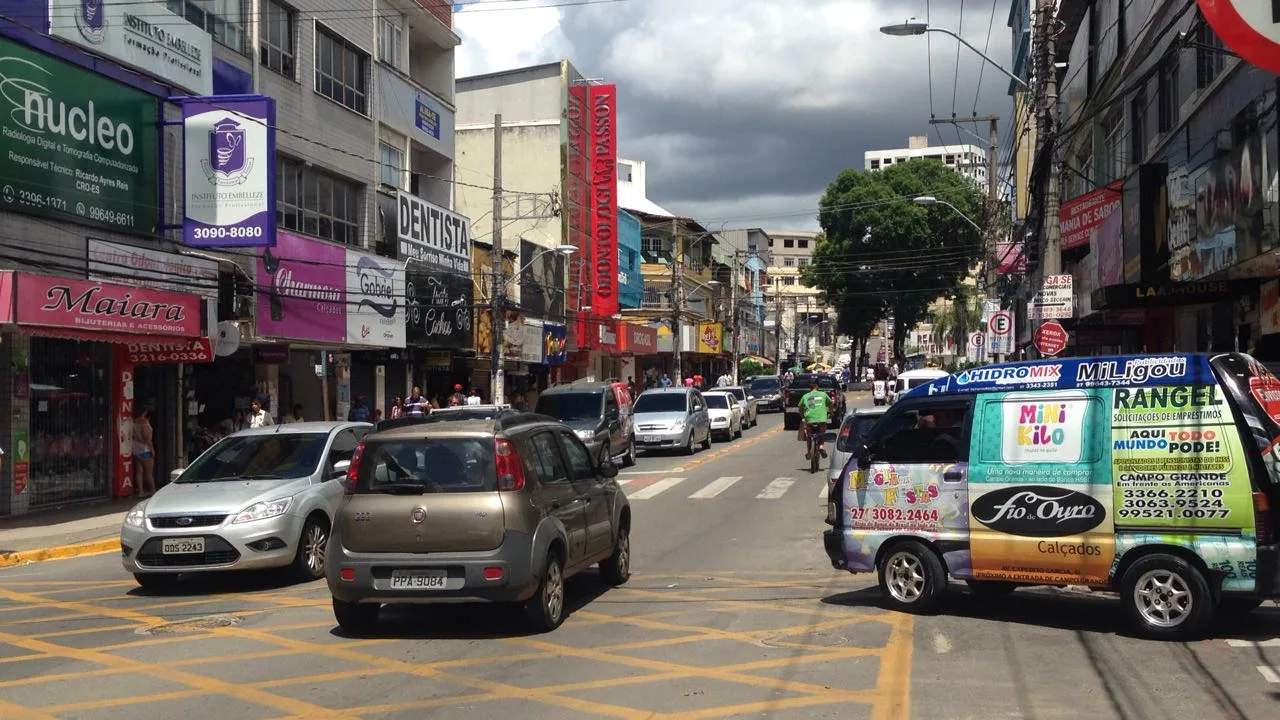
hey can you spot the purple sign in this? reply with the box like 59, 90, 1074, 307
256, 232, 346, 342
181, 95, 276, 247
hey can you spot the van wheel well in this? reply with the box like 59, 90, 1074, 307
1112, 544, 1215, 594
545, 538, 565, 568
874, 535, 949, 576
617, 508, 631, 538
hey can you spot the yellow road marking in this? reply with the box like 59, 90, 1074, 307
871, 612, 914, 720
0, 698, 59, 720
0, 666, 130, 688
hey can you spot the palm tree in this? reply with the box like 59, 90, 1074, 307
929, 286, 984, 359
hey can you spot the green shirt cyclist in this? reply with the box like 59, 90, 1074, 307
799, 380, 832, 459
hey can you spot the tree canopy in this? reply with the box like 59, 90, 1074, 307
803, 158, 987, 360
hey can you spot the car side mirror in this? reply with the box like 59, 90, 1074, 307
169, 468, 185, 482
331, 459, 351, 479
599, 459, 619, 479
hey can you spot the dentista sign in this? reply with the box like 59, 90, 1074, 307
0, 38, 159, 233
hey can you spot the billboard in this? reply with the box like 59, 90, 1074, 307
181, 95, 276, 248
588, 83, 619, 318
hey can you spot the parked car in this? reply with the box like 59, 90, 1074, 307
121, 422, 373, 589
703, 391, 744, 441
747, 376, 784, 413
719, 385, 758, 427
632, 387, 712, 455
536, 381, 636, 467
825, 406, 887, 502
783, 373, 846, 430
373, 405, 514, 433
326, 412, 632, 633
888, 368, 948, 404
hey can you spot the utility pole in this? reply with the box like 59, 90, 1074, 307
729, 252, 740, 384
773, 279, 783, 372
490, 114, 504, 404
928, 113, 1000, 304
1036, 0, 1062, 278
671, 217, 683, 384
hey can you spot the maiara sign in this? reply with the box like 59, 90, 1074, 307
49, 0, 213, 94
181, 96, 276, 248
14, 272, 203, 336
0, 37, 158, 233
589, 84, 619, 318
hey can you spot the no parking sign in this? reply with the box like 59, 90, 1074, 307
987, 309, 1014, 355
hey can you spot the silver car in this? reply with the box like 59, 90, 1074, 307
632, 387, 712, 455
121, 421, 372, 590
824, 407, 886, 502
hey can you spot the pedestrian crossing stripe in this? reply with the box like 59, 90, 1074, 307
628, 477, 686, 500
756, 477, 794, 499
689, 476, 741, 499
617, 475, 815, 501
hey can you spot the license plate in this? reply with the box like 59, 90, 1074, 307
642, 435, 660, 443
161, 537, 204, 554
786, 407, 799, 413
389, 570, 447, 590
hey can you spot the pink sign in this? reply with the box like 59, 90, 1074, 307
15, 273, 203, 337
1095, 201, 1125, 287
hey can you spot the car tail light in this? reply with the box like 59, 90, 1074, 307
345, 442, 365, 495
1255, 493, 1272, 545
483, 566, 504, 580
838, 424, 851, 442
495, 437, 525, 491
339, 567, 355, 581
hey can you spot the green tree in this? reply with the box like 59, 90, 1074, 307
806, 159, 985, 362
929, 285, 985, 359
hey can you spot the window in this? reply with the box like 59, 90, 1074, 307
315, 26, 369, 114
357, 439, 496, 493
784, 257, 795, 267
259, 0, 295, 77
558, 431, 596, 479
377, 15, 402, 67
624, 247, 637, 270
1100, 111, 1125, 183
1158, 58, 1179, 133
276, 155, 363, 245
1194, 20, 1225, 90
768, 238, 774, 247
1130, 88, 1147, 162
784, 238, 795, 248
866, 401, 971, 464
797, 239, 808, 249
168, 0, 246, 52
945, 154, 956, 164
526, 432, 570, 484
870, 159, 881, 170
797, 257, 809, 267
641, 236, 665, 255
378, 141, 404, 189
618, 163, 633, 182
783, 277, 796, 286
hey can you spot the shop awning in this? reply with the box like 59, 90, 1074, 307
1090, 279, 1258, 310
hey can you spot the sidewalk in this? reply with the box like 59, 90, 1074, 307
0, 498, 132, 566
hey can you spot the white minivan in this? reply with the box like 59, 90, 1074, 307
889, 368, 949, 404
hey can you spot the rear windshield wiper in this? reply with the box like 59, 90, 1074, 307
240, 474, 287, 480
371, 483, 427, 495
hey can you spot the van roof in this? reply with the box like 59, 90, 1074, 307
906, 353, 1219, 399
897, 368, 949, 379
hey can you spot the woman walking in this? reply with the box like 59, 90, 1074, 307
132, 408, 157, 498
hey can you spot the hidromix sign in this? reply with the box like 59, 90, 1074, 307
0, 37, 159, 233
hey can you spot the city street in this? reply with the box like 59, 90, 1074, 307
1, 397, 1279, 720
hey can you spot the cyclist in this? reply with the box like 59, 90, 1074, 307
799, 379, 832, 460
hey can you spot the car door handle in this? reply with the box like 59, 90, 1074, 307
943, 469, 964, 483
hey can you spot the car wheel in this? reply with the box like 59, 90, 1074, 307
332, 597, 380, 634
524, 553, 567, 633
734, 421, 743, 439
684, 432, 696, 455
701, 430, 713, 450
878, 540, 947, 614
1120, 553, 1214, 640
622, 439, 636, 467
293, 514, 330, 581
133, 573, 179, 592
965, 579, 1018, 597
600, 525, 631, 586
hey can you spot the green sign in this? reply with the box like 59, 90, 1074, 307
0, 37, 158, 234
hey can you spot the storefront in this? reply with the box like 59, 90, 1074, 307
0, 271, 211, 514
617, 322, 659, 386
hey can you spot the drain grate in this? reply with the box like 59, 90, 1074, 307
756, 630, 849, 648
136, 613, 242, 635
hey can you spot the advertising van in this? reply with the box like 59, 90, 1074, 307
822, 353, 1279, 640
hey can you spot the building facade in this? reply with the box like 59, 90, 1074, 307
864, 135, 990, 190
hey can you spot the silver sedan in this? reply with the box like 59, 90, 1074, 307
121, 421, 371, 590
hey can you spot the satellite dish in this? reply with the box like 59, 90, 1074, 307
215, 321, 241, 357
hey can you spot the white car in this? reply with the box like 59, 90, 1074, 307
703, 392, 744, 441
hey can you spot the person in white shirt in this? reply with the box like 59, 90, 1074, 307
716, 372, 732, 387
465, 389, 482, 406
248, 398, 274, 428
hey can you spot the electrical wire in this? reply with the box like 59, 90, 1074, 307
952, 0, 964, 119
974, 0, 999, 117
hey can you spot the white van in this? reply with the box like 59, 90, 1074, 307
889, 368, 949, 404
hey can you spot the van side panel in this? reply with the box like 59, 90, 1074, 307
1110, 383, 1258, 592
840, 463, 970, 574
967, 389, 1117, 584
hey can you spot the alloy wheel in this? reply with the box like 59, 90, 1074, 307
884, 551, 926, 603
1134, 569, 1192, 628
545, 560, 565, 623
304, 522, 328, 575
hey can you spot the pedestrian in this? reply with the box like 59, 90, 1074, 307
466, 388, 482, 405
132, 407, 156, 498
348, 395, 372, 422
389, 396, 405, 419
660, 373, 673, 388
285, 404, 305, 423
450, 384, 467, 406
716, 371, 732, 387
248, 398, 274, 428
406, 386, 428, 416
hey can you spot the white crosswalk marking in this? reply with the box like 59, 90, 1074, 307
756, 477, 794, 500
689, 476, 742, 499
628, 477, 686, 500
1226, 638, 1280, 647
819, 482, 831, 500
1258, 665, 1280, 684
615, 478, 635, 487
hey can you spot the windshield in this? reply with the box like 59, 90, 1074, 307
704, 394, 730, 409
356, 439, 496, 493
749, 378, 780, 394
906, 377, 936, 390
535, 392, 602, 422
634, 393, 688, 413
179, 433, 328, 482
726, 388, 747, 401
837, 415, 881, 452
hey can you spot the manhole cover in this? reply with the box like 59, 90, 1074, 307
756, 630, 848, 648
136, 613, 242, 635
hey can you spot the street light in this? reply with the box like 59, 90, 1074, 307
913, 196, 983, 233
491, 243, 577, 403
879, 20, 1031, 91
507, 244, 576, 283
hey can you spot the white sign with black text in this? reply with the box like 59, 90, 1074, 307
396, 190, 472, 273
1027, 274, 1074, 320
86, 238, 218, 339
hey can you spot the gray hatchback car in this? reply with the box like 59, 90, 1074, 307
327, 412, 632, 634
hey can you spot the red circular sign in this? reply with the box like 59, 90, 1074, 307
1034, 321, 1069, 357
1198, 0, 1280, 75
988, 311, 1012, 336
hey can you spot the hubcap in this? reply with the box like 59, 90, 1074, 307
885, 551, 926, 603
305, 523, 327, 575
545, 561, 564, 622
616, 532, 630, 577
1134, 569, 1192, 627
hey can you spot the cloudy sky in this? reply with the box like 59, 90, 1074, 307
454, 0, 1016, 231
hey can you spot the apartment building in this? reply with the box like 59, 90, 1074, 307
864, 135, 989, 190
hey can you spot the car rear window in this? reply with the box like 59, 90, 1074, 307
837, 415, 881, 452
178, 433, 328, 482
634, 393, 688, 413
726, 388, 747, 401
535, 392, 603, 422
794, 374, 838, 389
356, 439, 496, 493
749, 378, 780, 393
704, 394, 730, 409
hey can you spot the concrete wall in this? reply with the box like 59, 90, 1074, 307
457, 65, 564, 125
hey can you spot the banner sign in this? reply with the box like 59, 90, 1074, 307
0, 36, 158, 233
544, 323, 568, 365
406, 269, 472, 348
1028, 274, 1074, 319
122, 338, 214, 364
564, 66, 592, 344
256, 232, 346, 342
521, 320, 544, 363
396, 190, 471, 273
588, 83, 619, 318
346, 249, 405, 347
919, 355, 1217, 397
88, 239, 219, 344
49, 0, 214, 94
1060, 182, 1122, 251
13, 272, 204, 337
180, 95, 276, 248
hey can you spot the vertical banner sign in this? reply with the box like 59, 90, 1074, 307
181, 95, 276, 247
565, 74, 592, 341
588, 83, 619, 318
112, 347, 136, 498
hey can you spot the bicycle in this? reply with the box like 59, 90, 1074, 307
805, 422, 828, 474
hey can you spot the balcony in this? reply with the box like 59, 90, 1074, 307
414, 0, 452, 27
376, 65, 455, 161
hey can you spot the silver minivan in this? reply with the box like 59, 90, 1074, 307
632, 387, 712, 455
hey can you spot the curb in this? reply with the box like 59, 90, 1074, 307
0, 538, 121, 568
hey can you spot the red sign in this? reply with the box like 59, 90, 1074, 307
1249, 375, 1280, 424
124, 338, 215, 365
589, 83, 619, 318
566, 81, 592, 342
620, 323, 658, 355
1034, 321, 1069, 357
1198, 1, 1280, 75
0, 271, 13, 323
1059, 181, 1122, 250
112, 346, 136, 498
15, 273, 203, 337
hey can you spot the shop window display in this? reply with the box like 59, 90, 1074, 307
27, 339, 110, 507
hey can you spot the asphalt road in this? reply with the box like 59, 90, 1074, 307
1, 396, 1279, 720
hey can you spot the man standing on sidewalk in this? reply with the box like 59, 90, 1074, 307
248, 398, 274, 428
